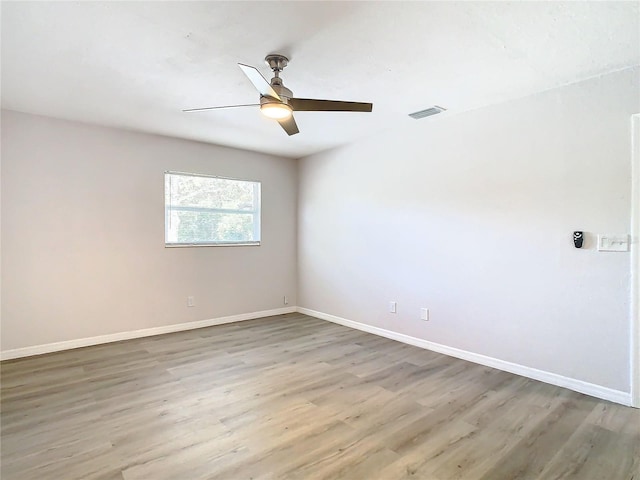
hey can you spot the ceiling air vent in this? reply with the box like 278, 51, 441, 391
409, 106, 446, 120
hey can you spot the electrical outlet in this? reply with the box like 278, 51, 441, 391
284, 295, 289, 305
389, 301, 397, 314
187, 296, 195, 307
420, 308, 429, 321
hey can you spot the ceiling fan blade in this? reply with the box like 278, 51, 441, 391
238, 63, 281, 100
183, 104, 260, 113
277, 115, 299, 136
289, 98, 373, 112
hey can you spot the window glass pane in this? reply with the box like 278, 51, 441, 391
167, 211, 256, 243
165, 172, 260, 246
167, 175, 255, 211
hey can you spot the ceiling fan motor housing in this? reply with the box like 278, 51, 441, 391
269, 79, 293, 102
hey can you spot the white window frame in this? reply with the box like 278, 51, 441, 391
164, 171, 261, 247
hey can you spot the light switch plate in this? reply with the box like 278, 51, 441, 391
389, 301, 397, 314
597, 234, 629, 252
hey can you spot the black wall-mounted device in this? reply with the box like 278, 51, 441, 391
573, 231, 584, 248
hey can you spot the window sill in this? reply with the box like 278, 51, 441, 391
165, 242, 260, 248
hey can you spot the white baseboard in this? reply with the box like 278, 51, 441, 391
2, 305, 632, 407
0, 307, 296, 361
297, 307, 633, 407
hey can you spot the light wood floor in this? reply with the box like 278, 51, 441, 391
1, 313, 638, 480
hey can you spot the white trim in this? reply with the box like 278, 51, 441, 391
2, 303, 632, 407
297, 307, 633, 407
0, 307, 296, 361
631, 114, 640, 408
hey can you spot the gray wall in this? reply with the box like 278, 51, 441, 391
1, 111, 298, 351
298, 68, 639, 393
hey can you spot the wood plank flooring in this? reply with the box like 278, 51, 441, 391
1, 313, 638, 479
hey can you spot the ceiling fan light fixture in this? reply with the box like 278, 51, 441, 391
260, 102, 293, 120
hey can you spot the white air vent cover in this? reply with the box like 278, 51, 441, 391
409, 106, 446, 119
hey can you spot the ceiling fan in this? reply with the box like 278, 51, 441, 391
183, 54, 373, 136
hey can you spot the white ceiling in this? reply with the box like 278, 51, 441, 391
2, 1, 639, 159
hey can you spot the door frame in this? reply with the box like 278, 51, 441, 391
631, 114, 639, 408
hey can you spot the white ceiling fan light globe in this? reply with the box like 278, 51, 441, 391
260, 102, 293, 120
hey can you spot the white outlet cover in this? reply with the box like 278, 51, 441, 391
597, 234, 629, 252
389, 301, 397, 313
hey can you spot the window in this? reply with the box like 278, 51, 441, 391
165, 171, 261, 246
